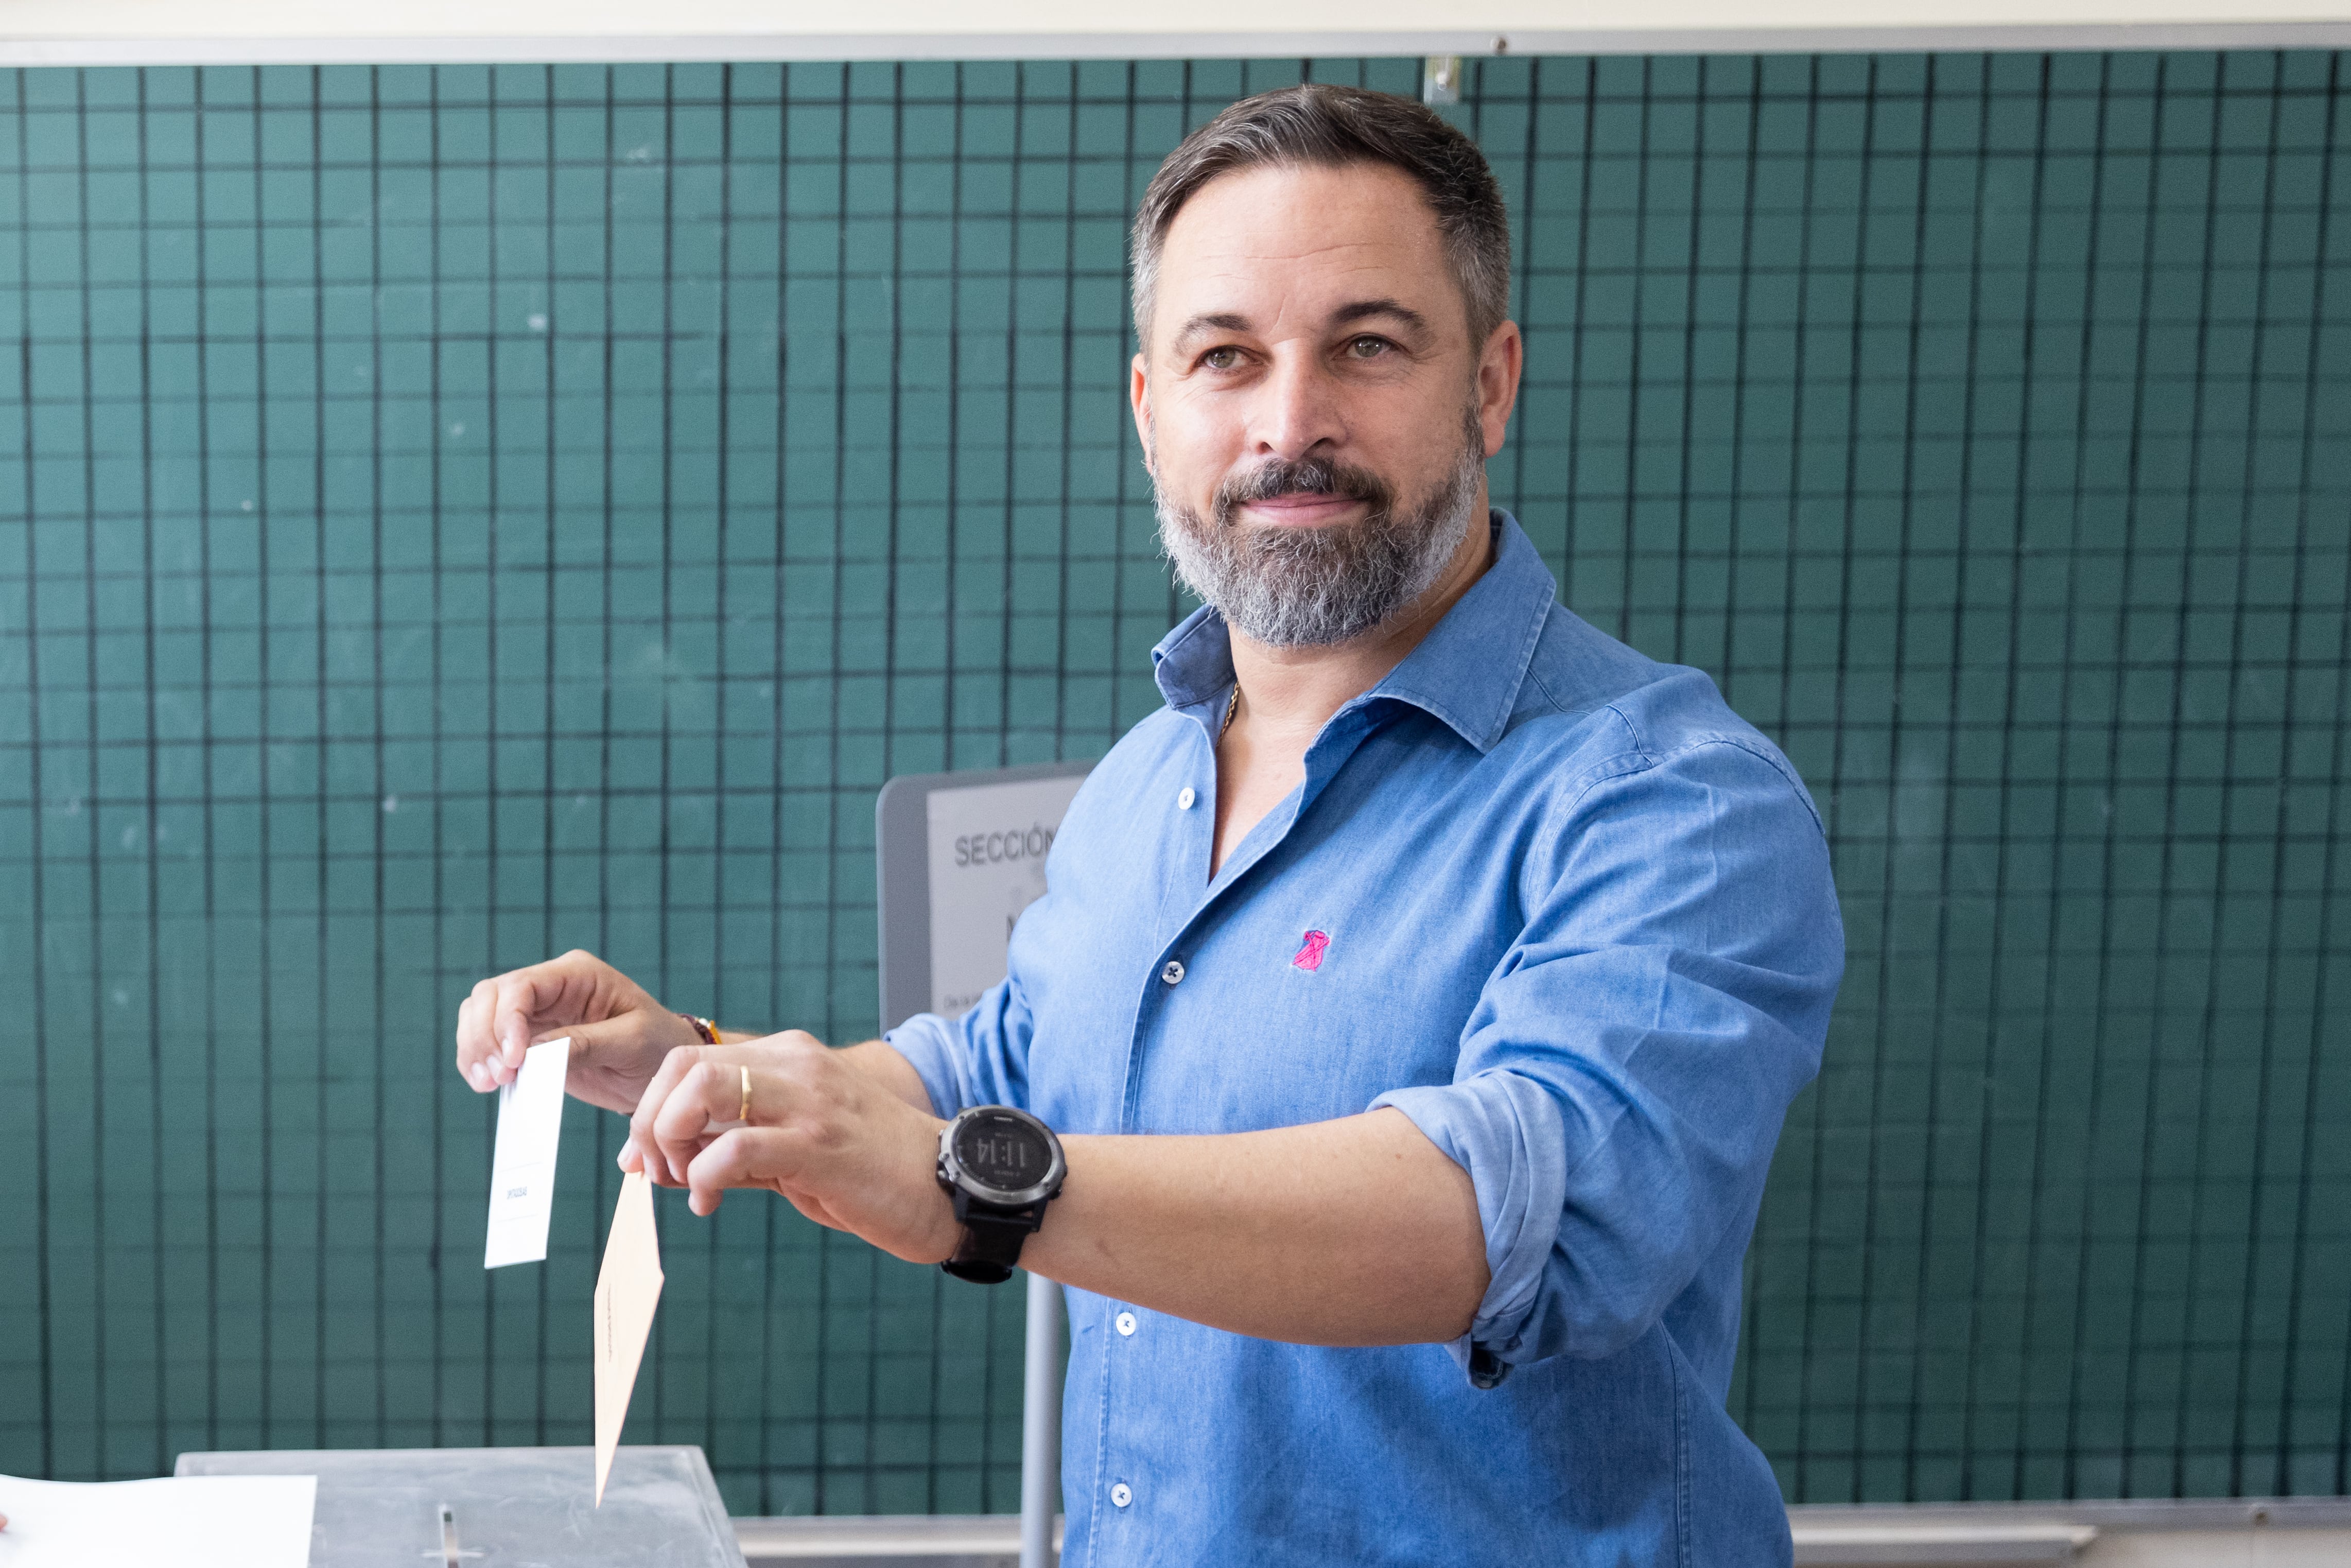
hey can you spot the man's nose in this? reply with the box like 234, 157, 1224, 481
1248, 351, 1346, 462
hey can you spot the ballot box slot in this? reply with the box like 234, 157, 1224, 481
436, 1502, 487, 1565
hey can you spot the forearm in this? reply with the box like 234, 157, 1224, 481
1022, 1107, 1488, 1347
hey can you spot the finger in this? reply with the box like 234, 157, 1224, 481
652, 1058, 741, 1189
490, 955, 598, 1070
466, 973, 529, 1079
455, 984, 481, 1068
616, 1133, 687, 1181
455, 987, 500, 1092
492, 973, 541, 1072
628, 1046, 707, 1184
454, 992, 479, 1083
633, 1053, 696, 1184
469, 994, 508, 1091
685, 1126, 806, 1218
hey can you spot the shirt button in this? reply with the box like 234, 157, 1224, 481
1159, 959, 1185, 986
1116, 1311, 1137, 1336
1177, 786, 1196, 810
1110, 1483, 1133, 1508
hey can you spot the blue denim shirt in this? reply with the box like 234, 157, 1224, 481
890, 513, 1843, 1566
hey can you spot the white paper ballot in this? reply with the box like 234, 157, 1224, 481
0, 1473, 316, 1568
485, 1036, 571, 1268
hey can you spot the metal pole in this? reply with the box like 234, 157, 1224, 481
1019, 1270, 1064, 1568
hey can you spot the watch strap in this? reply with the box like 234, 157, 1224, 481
942, 1192, 1045, 1284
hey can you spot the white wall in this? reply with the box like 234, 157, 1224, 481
4, 0, 2347, 64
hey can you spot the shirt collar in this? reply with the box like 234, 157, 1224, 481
1150, 510, 1558, 755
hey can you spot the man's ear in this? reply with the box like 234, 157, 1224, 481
1130, 351, 1155, 476
1475, 320, 1523, 460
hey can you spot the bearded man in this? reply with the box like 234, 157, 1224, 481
456, 84, 1843, 1566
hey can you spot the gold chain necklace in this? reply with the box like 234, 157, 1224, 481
1220, 682, 1240, 740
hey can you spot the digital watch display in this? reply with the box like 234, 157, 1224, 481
935, 1105, 1066, 1283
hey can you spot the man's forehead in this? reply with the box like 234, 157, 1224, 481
1151, 162, 1458, 329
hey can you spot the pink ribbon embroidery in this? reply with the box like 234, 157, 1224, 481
1292, 930, 1330, 972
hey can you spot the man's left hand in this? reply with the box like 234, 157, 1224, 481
621, 1034, 957, 1264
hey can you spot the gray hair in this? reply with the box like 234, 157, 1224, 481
1130, 84, 1512, 353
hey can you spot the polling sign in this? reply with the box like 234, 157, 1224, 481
876, 761, 1092, 1032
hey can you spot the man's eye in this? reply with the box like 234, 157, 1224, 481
1347, 336, 1391, 359
1202, 346, 1242, 370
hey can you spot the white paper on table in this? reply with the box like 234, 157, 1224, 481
0, 1473, 316, 1568
594, 1168, 665, 1506
484, 1036, 571, 1268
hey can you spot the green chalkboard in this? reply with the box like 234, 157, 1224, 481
0, 51, 2343, 1514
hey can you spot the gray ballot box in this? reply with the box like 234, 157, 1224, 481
176, 1445, 747, 1568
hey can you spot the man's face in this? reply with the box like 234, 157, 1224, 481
1131, 161, 1520, 648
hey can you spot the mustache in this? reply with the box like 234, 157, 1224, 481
1212, 457, 1394, 523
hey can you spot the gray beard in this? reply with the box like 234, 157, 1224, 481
1154, 426, 1486, 650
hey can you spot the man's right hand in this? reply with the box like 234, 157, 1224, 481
453, 949, 702, 1113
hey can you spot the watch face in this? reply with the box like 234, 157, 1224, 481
953, 1110, 1052, 1195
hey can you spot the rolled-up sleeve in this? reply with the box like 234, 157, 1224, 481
884, 968, 1037, 1120
1372, 735, 1842, 1375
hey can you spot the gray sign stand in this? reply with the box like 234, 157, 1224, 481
875, 760, 1092, 1036
1019, 1269, 1064, 1568
877, 761, 1089, 1568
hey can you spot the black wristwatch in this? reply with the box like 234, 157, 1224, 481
934, 1105, 1066, 1284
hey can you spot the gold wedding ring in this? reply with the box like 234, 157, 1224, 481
738, 1065, 751, 1124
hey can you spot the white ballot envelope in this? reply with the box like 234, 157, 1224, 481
485, 1036, 571, 1268
594, 1169, 665, 1506
0, 1473, 316, 1567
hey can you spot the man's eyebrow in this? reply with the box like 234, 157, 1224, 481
1331, 298, 1429, 334
1168, 300, 1432, 351
1170, 311, 1251, 349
